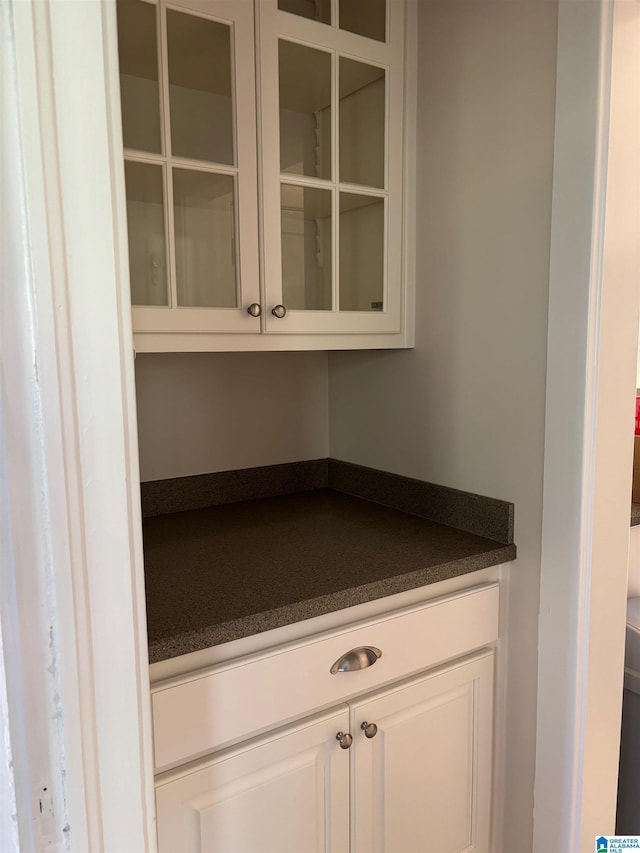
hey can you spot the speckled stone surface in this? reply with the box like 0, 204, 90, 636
632, 502, 640, 527
329, 459, 514, 545
144, 490, 516, 663
141, 459, 329, 517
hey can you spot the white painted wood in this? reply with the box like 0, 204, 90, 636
152, 584, 498, 770
155, 706, 350, 853
129, 0, 414, 349
1, 5, 64, 847
134, 329, 410, 350
0, 611, 18, 852
350, 651, 493, 853
490, 565, 510, 853
155, 650, 494, 853
2, 0, 155, 848
400, 0, 417, 350
575, 0, 640, 844
130, 0, 262, 334
258, 0, 406, 336
534, 0, 640, 848
134, 0, 418, 353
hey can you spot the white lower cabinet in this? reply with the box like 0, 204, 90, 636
156, 707, 350, 853
155, 651, 494, 853
351, 652, 494, 853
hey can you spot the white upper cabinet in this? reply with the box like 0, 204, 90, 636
116, 0, 413, 351
260, 0, 406, 337
118, 0, 261, 338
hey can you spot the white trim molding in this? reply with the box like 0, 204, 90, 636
535, 0, 640, 849
1, 1, 155, 849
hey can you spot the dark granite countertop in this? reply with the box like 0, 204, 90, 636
144, 486, 516, 663
632, 502, 640, 527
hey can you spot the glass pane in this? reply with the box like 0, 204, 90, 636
340, 58, 385, 188
173, 169, 237, 308
124, 162, 168, 306
167, 10, 234, 164
281, 184, 332, 310
339, 0, 386, 41
279, 41, 331, 180
278, 0, 331, 25
117, 0, 162, 153
339, 193, 384, 311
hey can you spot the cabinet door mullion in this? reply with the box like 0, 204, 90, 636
158, 2, 178, 311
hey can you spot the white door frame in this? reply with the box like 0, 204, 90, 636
2, 1, 154, 849
534, 0, 640, 850
1, 0, 637, 850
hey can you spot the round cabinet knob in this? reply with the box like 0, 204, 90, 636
361, 721, 378, 739
271, 304, 287, 319
247, 303, 262, 317
336, 731, 353, 750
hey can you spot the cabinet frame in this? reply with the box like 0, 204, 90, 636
125, 0, 262, 335
151, 583, 499, 772
121, 0, 417, 352
258, 0, 405, 335
154, 651, 494, 853
350, 652, 494, 853
155, 706, 351, 852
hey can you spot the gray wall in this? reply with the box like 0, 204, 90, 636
328, 2, 557, 849
135, 352, 329, 481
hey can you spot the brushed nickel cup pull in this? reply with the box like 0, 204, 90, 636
272, 304, 287, 318
361, 721, 378, 739
330, 646, 382, 674
336, 731, 353, 750
247, 303, 262, 317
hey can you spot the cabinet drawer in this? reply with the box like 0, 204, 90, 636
152, 583, 499, 771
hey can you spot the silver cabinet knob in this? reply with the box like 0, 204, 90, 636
247, 303, 262, 317
361, 721, 378, 739
330, 646, 382, 674
336, 731, 353, 750
272, 304, 287, 318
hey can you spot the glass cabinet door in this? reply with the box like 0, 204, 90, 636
277, 0, 387, 41
117, 0, 260, 336
260, 0, 405, 335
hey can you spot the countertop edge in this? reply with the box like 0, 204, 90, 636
148, 542, 516, 664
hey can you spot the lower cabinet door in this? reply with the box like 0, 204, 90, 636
156, 707, 351, 853
350, 651, 494, 853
